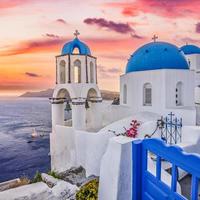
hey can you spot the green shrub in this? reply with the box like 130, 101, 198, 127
76, 179, 99, 200
47, 171, 61, 179
31, 171, 42, 183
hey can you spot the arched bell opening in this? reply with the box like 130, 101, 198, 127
85, 88, 102, 130
86, 88, 98, 106
56, 89, 72, 126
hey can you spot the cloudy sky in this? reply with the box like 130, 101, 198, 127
0, 0, 200, 96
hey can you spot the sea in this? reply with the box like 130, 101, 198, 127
0, 97, 52, 182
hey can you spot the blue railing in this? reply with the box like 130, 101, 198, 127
132, 139, 200, 200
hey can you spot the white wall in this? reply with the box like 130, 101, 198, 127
120, 69, 196, 125
102, 104, 132, 126
120, 70, 166, 114
184, 54, 200, 72
51, 126, 77, 172
165, 70, 195, 108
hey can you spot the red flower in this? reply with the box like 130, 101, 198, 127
126, 119, 140, 138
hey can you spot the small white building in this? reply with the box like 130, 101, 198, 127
120, 41, 196, 125
180, 44, 200, 104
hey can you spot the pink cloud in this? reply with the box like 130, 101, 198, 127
0, 36, 144, 57
25, 72, 41, 78
84, 18, 134, 34
98, 65, 121, 79
0, 0, 35, 9
45, 33, 60, 39
196, 23, 200, 33
56, 19, 67, 25
105, 0, 200, 18
0, 37, 66, 56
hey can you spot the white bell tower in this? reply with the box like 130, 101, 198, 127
50, 30, 102, 132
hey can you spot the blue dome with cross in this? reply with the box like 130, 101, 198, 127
61, 31, 91, 55
126, 41, 189, 73
180, 44, 200, 55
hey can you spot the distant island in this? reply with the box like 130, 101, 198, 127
20, 89, 119, 100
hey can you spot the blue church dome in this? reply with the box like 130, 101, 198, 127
180, 44, 200, 55
126, 42, 189, 73
61, 38, 91, 55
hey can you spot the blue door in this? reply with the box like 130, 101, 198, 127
132, 139, 200, 200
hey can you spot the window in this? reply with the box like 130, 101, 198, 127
59, 60, 66, 84
123, 84, 127, 104
143, 83, 152, 106
73, 59, 81, 83
90, 62, 94, 83
176, 82, 183, 106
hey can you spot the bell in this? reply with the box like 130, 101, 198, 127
65, 101, 71, 112
85, 100, 90, 109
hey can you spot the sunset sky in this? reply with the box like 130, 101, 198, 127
0, 0, 200, 96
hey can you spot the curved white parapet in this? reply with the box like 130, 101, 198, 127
51, 111, 162, 175
75, 112, 161, 177
98, 136, 181, 200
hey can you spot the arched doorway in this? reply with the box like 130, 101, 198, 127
73, 59, 81, 83
59, 60, 66, 84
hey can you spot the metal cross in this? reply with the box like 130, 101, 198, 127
152, 34, 158, 42
74, 30, 80, 38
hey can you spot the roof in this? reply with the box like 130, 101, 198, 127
61, 38, 91, 55
126, 41, 189, 73
180, 44, 200, 55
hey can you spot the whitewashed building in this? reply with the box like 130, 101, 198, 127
120, 41, 196, 125
49, 33, 200, 200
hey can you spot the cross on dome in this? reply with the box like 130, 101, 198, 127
152, 34, 158, 42
74, 30, 80, 38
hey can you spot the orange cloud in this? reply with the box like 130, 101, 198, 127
0, 37, 65, 56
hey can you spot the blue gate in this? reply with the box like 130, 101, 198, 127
132, 139, 200, 200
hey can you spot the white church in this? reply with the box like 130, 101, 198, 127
50, 31, 200, 199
